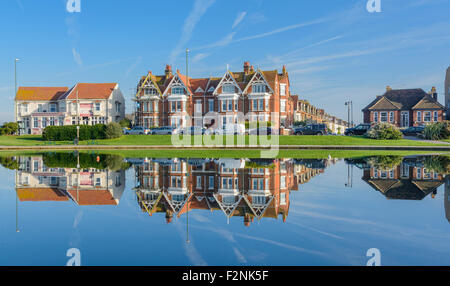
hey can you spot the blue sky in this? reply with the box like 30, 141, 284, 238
1, 0, 450, 123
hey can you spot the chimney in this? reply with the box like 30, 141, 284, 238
165, 65, 172, 77
282, 65, 287, 75
431, 86, 438, 100
386, 86, 392, 92
250, 65, 254, 73
244, 62, 250, 74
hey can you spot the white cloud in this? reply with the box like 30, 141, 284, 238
191, 53, 211, 63
232, 12, 247, 29
169, 0, 216, 64
72, 48, 83, 67
235, 18, 329, 42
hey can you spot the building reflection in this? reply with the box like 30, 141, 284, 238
15, 155, 125, 205
134, 157, 337, 225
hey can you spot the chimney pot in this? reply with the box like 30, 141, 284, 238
386, 86, 392, 92
165, 65, 173, 77
244, 62, 250, 74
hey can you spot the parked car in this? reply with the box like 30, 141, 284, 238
401, 126, 425, 136
344, 124, 371, 136
150, 126, 176, 135
248, 127, 278, 135
174, 126, 206, 135
206, 124, 245, 135
293, 124, 328, 135
124, 126, 149, 135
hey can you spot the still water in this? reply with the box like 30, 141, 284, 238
0, 152, 449, 266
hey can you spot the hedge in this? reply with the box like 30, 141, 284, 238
42, 123, 122, 141
42, 152, 131, 171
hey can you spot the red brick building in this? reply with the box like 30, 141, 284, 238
134, 62, 295, 129
362, 86, 445, 128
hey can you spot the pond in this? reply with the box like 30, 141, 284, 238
0, 152, 449, 266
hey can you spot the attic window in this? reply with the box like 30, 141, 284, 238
144, 88, 158, 96
253, 84, 266, 94
222, 84, 235, 94
208, 87, 215, 92
172, 87, 184, 95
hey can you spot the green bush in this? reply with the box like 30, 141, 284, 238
42, 124, 107, 141
43, 152, 130, 170
422, 122, 450, 140
365, 155, 403, 170
0, 122, 19, 135
293, 121, 307, 127
245, 121, 272, 129
119, 118, 132, 128
365, 123, 403, 140
105, 122, 123, 139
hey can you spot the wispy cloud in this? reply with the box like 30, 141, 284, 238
72, 48, 83, 67
16, 0, 24, 11
191, 53, 211, 63
194, 18, 328, 52
169, 0, 216, 64
232, 12, 247, 29
236, 18, 329, 42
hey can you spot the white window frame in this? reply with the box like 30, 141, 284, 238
373, 112, 378, 123
417, 111, 422, 122
433, 111, 438, 122
389, 111, 394, 123
424, 111, 431, 122
280, 84, 286, 96
380, 112, 388, 122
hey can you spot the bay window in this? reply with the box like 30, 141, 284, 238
222, 84, 235, 94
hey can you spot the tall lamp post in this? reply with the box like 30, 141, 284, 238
345, 101, 353, 127
15, 59, 20, 132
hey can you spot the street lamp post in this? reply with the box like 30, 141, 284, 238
345, 101, 353, 128
14, 59, 19, 133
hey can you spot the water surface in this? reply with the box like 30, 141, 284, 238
0, 153, 449, 266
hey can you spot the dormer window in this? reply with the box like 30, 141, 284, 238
222, 84, 235, 94
253, 84, 266, 93
144, 88, 158, 96
172, 86, 184, 95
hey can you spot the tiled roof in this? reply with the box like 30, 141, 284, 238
16, 188, 69, 202
363, 88, 442, 111
63, 83, 117, 100
68, 189, 118, 205
15, 87, 68, 101
412, 94, 444, 110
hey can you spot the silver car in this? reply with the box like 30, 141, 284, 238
150, 126, 176, 135
124, 126, 149, 135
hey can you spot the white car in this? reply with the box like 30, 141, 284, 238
206, 124, 245, 135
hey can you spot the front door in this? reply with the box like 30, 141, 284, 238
401, 112, 409, 127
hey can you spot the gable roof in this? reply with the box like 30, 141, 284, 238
363, 88, 443, 111
412, 94, 445, 110
63, 83, 117, 100
15, 87, 68, 101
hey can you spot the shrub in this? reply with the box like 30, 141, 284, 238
365, 155, 403, 170
293, 121, 307, 127
119, 118, 132, 128
43, 152, 130, 170
105, 122, 123, 139
43, 124, 107, 141
422, 122, 450, 140
0, 122, 19, 135
365, 123, 403, 140
245, 121, 272, 129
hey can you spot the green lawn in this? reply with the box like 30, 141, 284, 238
0, 134, 447, 147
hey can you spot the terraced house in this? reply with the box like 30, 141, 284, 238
15, 83, 125, 135
362, 86, 445, 128
134, 62, 295, 130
